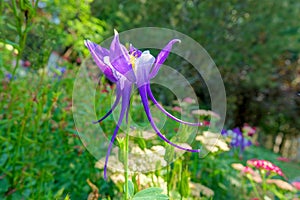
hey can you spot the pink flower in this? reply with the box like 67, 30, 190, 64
292, 182, 300, 190
247, 159, 285, 177
277, 157, 290, 162
172, 106, 182, 113
203, 120, 210, 126
242, 123, 256, 137
183, 97, 195, 104
22, 60, 31, 67
242, 166, 254, 174
76, 57, 82, 64
231, 163, 262, 183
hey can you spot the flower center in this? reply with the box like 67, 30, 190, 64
130, 54, 136, 69
129, 51, 139, 69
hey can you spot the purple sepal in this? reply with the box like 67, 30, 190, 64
84, 40, 118, 83
138, 85, 200, 153
129, 44, 142, 58
93, 84, 122, 124
146, 84, 203, 127
103, 81, 132, 180
150, 39, 181, 79
109, 31, 136, 82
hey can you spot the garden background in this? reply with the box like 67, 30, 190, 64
0, 0, 300, 199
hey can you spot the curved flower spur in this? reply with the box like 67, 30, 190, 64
84, 30, 202, 179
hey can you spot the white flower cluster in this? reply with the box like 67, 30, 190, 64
196, 131, 230, 153
95, 145, 167, 174
191, 109, 220, 119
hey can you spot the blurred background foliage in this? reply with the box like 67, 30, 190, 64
90, 0, 300, 139
1, 0, 299, 138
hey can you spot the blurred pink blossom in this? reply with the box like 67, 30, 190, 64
292, 182, 300, 190
172, 106, 182, 112
277, 157, 290, 162
247, 159, 285, 178
183, 97, 195, 104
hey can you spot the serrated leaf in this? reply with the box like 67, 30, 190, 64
133, 187, 169, 200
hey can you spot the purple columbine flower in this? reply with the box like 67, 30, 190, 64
85, 30, 202, 179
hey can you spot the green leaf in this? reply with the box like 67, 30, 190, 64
179, 167, 190, 198
4, 39, 20, 50
64, 194, 71, 200
0, 177, 9, 193
54, 188, 65, 199
6, 23, 18, 32
124, 180, 134, 198
164, 145, 175, 163
117, 137, 125, 163
133, 187, 169, 200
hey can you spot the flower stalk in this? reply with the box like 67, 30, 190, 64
124, 105, 131, 199
11, 0, 39, 76
247, 174, 261, 199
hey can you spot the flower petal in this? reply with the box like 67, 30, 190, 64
129, 44, 142, 58
149, 39, 181, 79
138, 85, 200, 153
84, 40, 118, 82
109, 30, 136, 82
146, 84, 203, 126
103, 81, 132, 180
135, 51, 155, 87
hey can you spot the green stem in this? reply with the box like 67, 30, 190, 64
166, 165, 170, 196
178, 160, 183, 200
249, 177, 261, 199
11, 0, 32, 77
12, 55, 20, 77
12, 23, 29, 76
124, 111, 131, 200
12, 101, 30, 187
260, 170, 267, 197
11, 0, 22, 76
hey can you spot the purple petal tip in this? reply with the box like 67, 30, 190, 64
114, 29, 118, 36
104, 165, 108, 180
84, 39, 95, 50
84, 39, 90, 47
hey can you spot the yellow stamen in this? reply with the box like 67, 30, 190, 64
130, 51, 139, 69
130, 54, 136, 69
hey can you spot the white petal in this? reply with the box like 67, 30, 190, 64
135, 51, 155, 87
